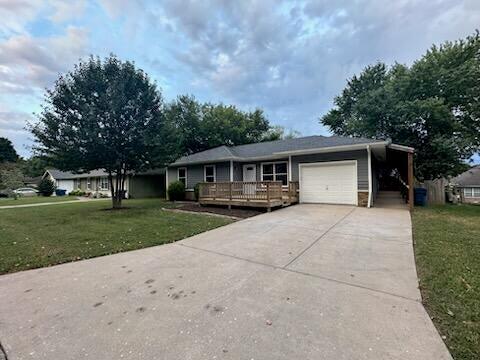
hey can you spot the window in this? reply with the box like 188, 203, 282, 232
178, 167, 187, 186
99, 177, 109, 190
86, 177, 91, 190
261, 161, 288, 186
204, 165, 216, 183
465, 187, 480, 198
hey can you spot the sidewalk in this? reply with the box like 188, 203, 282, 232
0, 198, 110, 210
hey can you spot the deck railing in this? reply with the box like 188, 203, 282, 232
198, 181, 300, 208
287, 181, 299, 201
198, 181, 284, 202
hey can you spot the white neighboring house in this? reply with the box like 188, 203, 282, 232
43, 169, 118, 196
42, 168, 166, 198
43, 169, 75, 194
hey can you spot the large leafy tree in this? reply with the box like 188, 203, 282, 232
0, 162, 24, 193
31, 55, 173, 208
22, 156, 51, 178
165, 95, 281, 156
321, 32, 480, 180
0, 137, 19, 163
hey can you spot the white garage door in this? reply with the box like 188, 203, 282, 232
299, 161, 357, 205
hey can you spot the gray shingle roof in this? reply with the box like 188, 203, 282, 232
46, 168, 165, 179
453, 166, 480, 186
46, 169, 109, 179
171, 135, 385, 165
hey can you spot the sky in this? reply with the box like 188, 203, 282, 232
0, 0, 479, 159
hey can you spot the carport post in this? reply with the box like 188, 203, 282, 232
367, 145, 372, 208
408, 152, 414, 211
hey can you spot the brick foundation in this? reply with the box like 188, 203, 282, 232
357, 191, 368, 207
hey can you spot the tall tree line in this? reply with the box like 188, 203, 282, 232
321, 31, 480, 180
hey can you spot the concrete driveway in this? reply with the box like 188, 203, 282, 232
0, 205, 451, 360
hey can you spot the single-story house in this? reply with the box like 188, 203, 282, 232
166, 135, 414, 210
43, 168, 165, 198
453, 165, 480, 204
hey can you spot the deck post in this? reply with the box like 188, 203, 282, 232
228, 182, 232, 210
266, 182, 270, 205
408, 152, 414, 211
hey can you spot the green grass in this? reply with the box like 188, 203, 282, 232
0, 196, 80, 206
0, 198, 233, 275
413, 204, 480, 360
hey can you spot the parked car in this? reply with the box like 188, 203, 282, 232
13, 187, 39, 197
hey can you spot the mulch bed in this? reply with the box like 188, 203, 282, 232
173, 201, 265, 219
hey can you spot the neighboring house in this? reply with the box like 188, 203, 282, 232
167, 135, 414, 209
23, 176, 42, 188
453, 165, 480, 204
43, 168, 165, 198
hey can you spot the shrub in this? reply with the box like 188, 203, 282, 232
168, 181, 185, 201
38, 178, 55, 196
68, 189, 86, 196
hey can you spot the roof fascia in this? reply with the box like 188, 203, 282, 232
272, 141, 389, 156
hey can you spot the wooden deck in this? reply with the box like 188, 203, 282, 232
198, 181, 299, 210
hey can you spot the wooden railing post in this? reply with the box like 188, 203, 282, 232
266, 182, 271, 211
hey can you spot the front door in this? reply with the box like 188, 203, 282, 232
242, 164, 256, 195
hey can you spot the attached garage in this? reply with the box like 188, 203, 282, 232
299, 160, 358, 205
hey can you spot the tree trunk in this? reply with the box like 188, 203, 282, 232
109, 170, 123, 209
108, 172, 116, 209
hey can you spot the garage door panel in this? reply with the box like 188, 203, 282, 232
300, 162, 357, 205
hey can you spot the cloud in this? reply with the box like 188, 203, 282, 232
0, 0, 44, 36
49, 0, 86, 23
0, 111, 35, 157
144, 0, 480, 135
1, 0, 480, 157
0, 26, 89, 93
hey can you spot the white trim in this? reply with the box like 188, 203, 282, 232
388, 143, 414, 153
169, 141, 416, 167
99, 176, 109, 191
260, 161, 289, 186
274, 142, 389, 156
86, 177, 91, 190
298, 160, 358, 206
464, 187, 480, 198
177, 167, 187, 187
204, 164, 216, 183
367, 145, 372, 208
230, 160, 234, 182
288, 155, 292, 182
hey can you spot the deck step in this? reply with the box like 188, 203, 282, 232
377, 191, 402, 199
375, 191, 407, 209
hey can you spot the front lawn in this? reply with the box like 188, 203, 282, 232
413, 204, 480, 360
0, 196, 79, 206
0, 199, 233, 275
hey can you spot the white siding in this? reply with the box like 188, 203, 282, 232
56, 179, 74, 193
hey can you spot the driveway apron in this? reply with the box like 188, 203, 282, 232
0, 204, 451, 360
